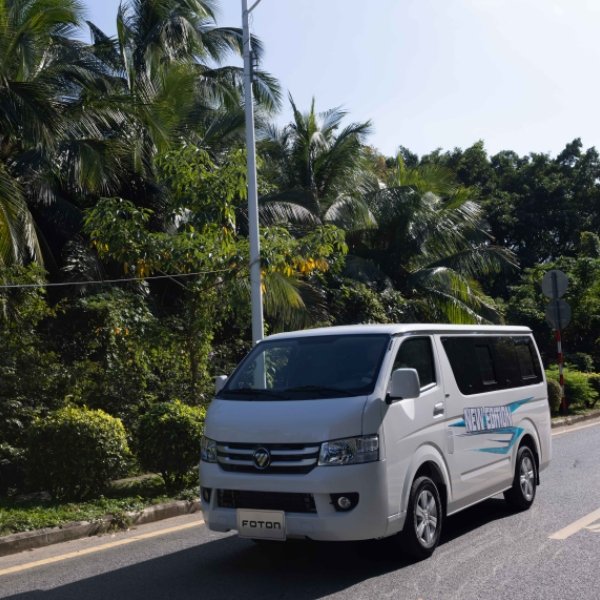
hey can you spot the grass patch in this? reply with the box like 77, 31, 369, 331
0, 474, 198, 536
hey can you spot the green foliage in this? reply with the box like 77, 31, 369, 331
546, 367, 599, 410
0, 266, 68, 472
259, 95, 376, 233
107, 474, 166, 499
0, 443, 26, 496
156, 145, 248, 230
428, 139, 600, 272
329, 281, 388, 325
546, 379, 563, 414
53, 290, 160, 425
347, 157, 513, 324
579, 232, 600, 259
27, 407, 130, 501
136, 401, 205, 493
588, 375, 600, 405
507, 256, 600, 370
566, 353, 594, 373
379, 289, 411, 323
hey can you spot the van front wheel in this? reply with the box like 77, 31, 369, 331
504, 446, 537, 510
402, 476, 443, 560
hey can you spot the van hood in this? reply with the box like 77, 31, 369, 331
205, 396, 369, 444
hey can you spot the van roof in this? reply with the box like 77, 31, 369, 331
265, 323, 532, 340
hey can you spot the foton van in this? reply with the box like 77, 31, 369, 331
199, 324, 551, 558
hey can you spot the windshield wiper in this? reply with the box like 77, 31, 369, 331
220, 387, 287, 400
282, 385, 354, 397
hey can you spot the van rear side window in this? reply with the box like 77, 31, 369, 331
442, 336, 543, 395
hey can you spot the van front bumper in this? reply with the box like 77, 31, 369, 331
199, 460, 390, 541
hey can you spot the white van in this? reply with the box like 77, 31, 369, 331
199, 324, 551, 558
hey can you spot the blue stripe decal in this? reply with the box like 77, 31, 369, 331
476, 427, 525, 454
507, 397, 534, 413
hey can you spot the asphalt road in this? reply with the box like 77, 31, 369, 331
1, 420, 599, 600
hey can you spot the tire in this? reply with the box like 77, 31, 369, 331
504, 445, 537, 511
402, 476, 443, 560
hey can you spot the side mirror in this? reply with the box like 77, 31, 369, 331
215, 375, 228, 395
387, 368, 420, 404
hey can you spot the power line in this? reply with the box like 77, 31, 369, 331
0, 269, 233, 290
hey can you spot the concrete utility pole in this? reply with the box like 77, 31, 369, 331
242, 0, 264, 345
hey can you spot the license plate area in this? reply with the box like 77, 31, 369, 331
237, 509, 286, 540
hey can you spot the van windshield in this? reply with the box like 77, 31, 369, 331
219, 334, 390, 400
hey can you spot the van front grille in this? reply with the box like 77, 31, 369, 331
216, 442, 320, 474
217, 489, 317, 513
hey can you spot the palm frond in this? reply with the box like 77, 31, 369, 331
0, 163, 42, 266
408, 267, 501, 324
259, 201, 319, 227
322, 196, 377, 232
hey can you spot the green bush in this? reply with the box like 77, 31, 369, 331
27, 407, 130, 500
546, 379, 563, 414
587, 374, 600, 408
565, 353, 594, 372
136, 401, 205, 493
0, 444, 26, 496
546, 367, 599, 410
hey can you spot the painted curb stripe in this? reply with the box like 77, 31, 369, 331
0, 519, 204, 577
552, 420, 600, 437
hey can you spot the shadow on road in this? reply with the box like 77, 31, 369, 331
6, 498, 517, 600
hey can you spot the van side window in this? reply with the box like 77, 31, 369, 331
475, 344, 496, 385
393, 337, 436, 388
442, 336, 543, 395
514, 338, 538, 380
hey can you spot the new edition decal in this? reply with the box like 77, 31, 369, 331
449, 398, 534, 454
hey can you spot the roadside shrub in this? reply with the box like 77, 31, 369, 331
546, 379, 563, 414
546, 367, 599, 410
565, 353, 594, 372
587, 375, 600, 408
0, 444, 26, 496
27, 407, 130, 501
136, 401, 205, 493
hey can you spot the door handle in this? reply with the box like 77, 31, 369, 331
433, 402, 445, 417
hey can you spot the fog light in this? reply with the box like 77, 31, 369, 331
331, 492, 359, 512
201, 487, 212, 503
337, 496, 352, 510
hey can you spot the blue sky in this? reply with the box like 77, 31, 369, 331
83, 0, 600, 158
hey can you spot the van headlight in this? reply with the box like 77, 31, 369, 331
201, 436, 218, 463
318, 435, 379, 466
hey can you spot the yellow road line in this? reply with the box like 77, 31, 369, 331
549, 507, 600, 540
552, 419, 600, 437
0, 519, 204, 577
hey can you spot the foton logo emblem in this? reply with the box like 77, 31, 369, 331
242, 520, 282, 530
253, 447, 271, 470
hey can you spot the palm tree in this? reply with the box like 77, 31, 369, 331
0, 0, 132, 268
86, 0, 280, 169
0, 0, 82, 266
349, 156, 517, 323
259, 95, 377, 232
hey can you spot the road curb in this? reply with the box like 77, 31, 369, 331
551, 409, 600, 428
0, 499, 200, 558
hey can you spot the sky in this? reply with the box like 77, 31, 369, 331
83, 0, 600, 159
